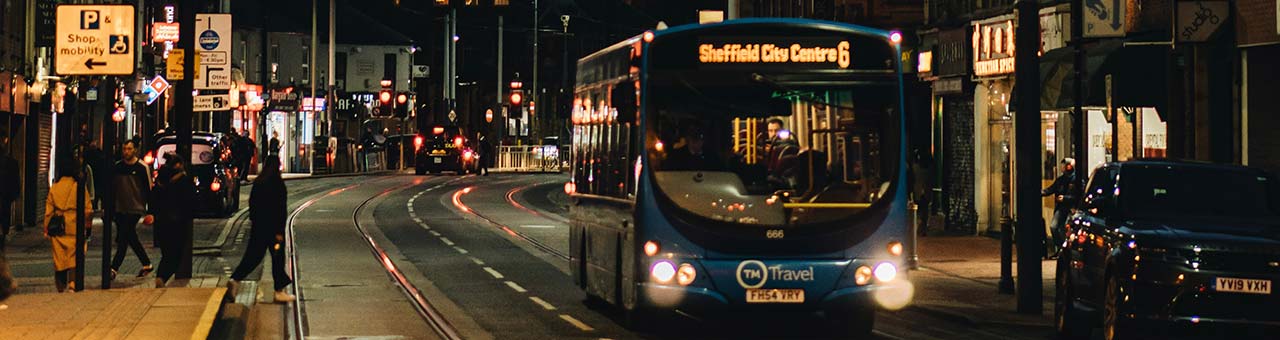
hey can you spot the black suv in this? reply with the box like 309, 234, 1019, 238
1055, 160, 1280, 340
149, 132, 242, 217
414, 126, 477, 175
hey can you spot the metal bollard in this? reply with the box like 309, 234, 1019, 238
908, 202, 919, 270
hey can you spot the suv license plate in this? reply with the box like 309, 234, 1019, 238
746, 289, 804, 303
1216, 277, 1271, 294
434, 158, 442, 164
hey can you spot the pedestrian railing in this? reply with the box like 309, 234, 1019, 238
494, 145, 567, 173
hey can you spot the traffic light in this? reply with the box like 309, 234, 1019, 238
509, 79, 523, 107
394, 92, 410, 118
377, 89, 393, 117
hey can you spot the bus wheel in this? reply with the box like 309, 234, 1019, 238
826, 306, 874, 337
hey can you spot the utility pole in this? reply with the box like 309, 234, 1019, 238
309, 0, 317, 174
497, 15, 503, 140
1013, 0, 1043, 314
176, 0, 198, 279
531, 0, 538, 141
1071, 0, 1088, 204
327, 0, 335, 136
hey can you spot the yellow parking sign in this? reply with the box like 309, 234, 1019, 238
167, 48, 184, 80
55, 5, 135, 75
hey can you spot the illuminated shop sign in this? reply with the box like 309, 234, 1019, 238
972, 18, 1015, 77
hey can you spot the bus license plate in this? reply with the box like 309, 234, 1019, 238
746, 289, 804, 303
1216, 277, 1271, 294
434, 158, 443, 164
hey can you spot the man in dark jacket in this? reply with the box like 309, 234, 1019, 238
0, 138, 19, 253
228, 156, 295, 302
151, 153, 195, 287
1041, 158, 1078, 258
110, 140, 154, 280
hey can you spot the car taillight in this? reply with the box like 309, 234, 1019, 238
210, 180, 222, 192
454, 136, 464, 148
414, 136, 424, 151
143, 151, 154, 166
463, 150, 473, 160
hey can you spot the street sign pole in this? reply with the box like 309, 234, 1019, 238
1072, 0, 1089, 215
176, 0, 198, 279
1014, 0, 1043, 315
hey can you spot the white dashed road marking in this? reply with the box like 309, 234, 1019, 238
483, 267, 505, 279
559, 314, 595, 331
453, 246, 469, 254
429, 231, 441, 236
504, 281, 527, 293
469, 257, 485, 265
440, 237, 455, 246
529, 296, 557, 310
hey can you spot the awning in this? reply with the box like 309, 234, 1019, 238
1040, 40, 1168, 112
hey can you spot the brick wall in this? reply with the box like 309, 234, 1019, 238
1238, 0, 1280, 46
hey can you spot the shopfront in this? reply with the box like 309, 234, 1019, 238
919, 26, 979, 233
265, 87, 311, 173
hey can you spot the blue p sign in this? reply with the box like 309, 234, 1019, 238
81, 10, 100, 29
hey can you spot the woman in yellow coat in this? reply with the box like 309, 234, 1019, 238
45, 157, 93, 292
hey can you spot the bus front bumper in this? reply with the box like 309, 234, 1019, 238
638, 280, 911, 318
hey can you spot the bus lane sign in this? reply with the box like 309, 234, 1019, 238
56, 5, 135, 75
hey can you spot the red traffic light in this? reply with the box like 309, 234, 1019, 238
509, 91, 523, 105
379, 90, 393, 103
396, 93, 408, 105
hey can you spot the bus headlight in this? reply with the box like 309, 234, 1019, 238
855, 265, 873, 285
888, 241, 903, 257
677, 263, 697, 286
874, 262, 898, 282
651, 261, 676, 283
643, 241, 660, 257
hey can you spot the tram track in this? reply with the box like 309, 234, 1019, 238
285, 176, 465, 340
451, 183, 572, 262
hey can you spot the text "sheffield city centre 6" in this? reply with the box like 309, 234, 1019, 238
699, 41, 851, 68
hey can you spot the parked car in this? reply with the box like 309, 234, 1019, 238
414, 126, 477, 175
1055, 160, 1280, 340
148, 132, 241, 217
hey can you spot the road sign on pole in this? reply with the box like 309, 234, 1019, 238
194, 14, 232, 90
1082, 0, 1125, 38
167, 48, 185, 80
193, 94, 232, 111
55, 5, 136, 75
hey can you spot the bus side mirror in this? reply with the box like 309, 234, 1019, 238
612, 81, 638, 124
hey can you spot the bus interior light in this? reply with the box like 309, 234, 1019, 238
888, 241, 903, 257
855, 266, 873, 285
644, 241, 660, 256
651, 261, 676, 283
874, 262, 897, 282
677, 263, 697, 286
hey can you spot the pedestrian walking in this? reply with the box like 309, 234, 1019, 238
0, 138, 20, 253
151, 153, 195, 288
1041, 158, 1077, 259
109, 139, 154, 281
228, 156, 295, 303
268, 131, 281, 159
478, 133, 493, 176
45, 156, 93, 292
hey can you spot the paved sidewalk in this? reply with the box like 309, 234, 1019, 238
909, 235, 1056, 328
3, 213, 237, 294
0, 287, 226, 340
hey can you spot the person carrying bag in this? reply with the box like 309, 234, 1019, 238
45, 156, 93, 292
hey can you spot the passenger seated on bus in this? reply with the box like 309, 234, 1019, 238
666, 132, 722, 171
